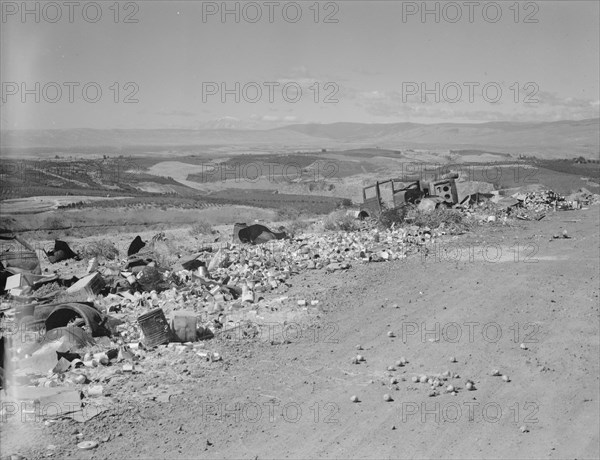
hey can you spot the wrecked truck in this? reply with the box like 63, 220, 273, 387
359, 174, 459, 218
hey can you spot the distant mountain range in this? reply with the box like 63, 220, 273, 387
2, 118, 598, 159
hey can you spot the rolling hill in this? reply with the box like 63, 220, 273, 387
1, 118, 598, 159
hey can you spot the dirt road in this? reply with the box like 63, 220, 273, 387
2, 208, 599, 459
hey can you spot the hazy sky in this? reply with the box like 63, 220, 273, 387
1, 0, 599, 129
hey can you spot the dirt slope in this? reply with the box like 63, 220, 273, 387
2, 208, 599, 459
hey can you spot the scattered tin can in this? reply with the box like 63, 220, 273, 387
77, 441, 98, 450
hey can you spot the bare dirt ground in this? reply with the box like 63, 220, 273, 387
2, 208, 599, 460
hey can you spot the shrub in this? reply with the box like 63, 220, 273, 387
189, 222, 213, 237
322, 210, 358, 232
378, 205, 409, 229
44, 215, 64, 230
407, 207, 471, 233
285, 217, 312, 237
276, 207, 301, 221
152, 239, 179, 268
308, 182, 335, 192
80, 239, 119, 260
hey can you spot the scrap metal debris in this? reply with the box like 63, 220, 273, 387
44, 240, 80, 264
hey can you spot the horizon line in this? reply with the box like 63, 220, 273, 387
2, 117, 599, 131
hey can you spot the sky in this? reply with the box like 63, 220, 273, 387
1, 0, 599, 129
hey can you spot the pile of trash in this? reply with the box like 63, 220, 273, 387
565, 187, 600, 207
456, 188, 599, 221
0, 222, 445, 402
511, 188, 600, 212
514, 190, 566, 212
